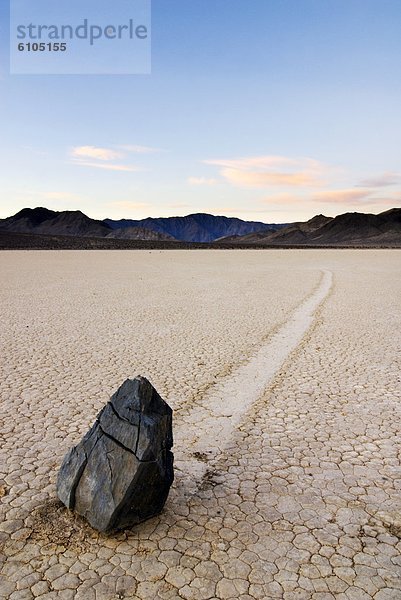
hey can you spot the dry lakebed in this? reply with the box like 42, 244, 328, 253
0, 249, 400, 600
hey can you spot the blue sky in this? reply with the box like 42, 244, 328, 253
1, 0, 400, 222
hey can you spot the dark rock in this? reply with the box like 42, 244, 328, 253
57, 377, 174, 533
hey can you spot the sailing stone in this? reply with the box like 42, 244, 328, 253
57, 376, 174, 532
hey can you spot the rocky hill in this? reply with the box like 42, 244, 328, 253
0, 208, 284, 242
0, 208, 112, 238
220, 209, 401, 246
106, 227, 175, 241
0, 208, 173, 241
104, 213, 285, 242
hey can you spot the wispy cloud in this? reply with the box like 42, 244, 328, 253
367, 193, 401, 206
311, 189, 373, 204
70, 143, 157, 172
204, 155, 327, 189
71, 146, 123, 161
356, 172, 400, 188
187, 176, 219, 186
260, 188, 400, 210
204, 156, 322, 170
220, 168, 319, 188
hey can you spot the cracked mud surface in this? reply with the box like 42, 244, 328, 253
0, 249, 400, 599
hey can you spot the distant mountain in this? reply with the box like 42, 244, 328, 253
106, 226, 175, 241
0, 207, 284, 242
7, 207, 57, 227
1, 206, 400, 246
310, 209, 401, 244
220, 208, 401, 246
218, 214, 333, 243
0, 207, 112, 238
104, 213, 286, 242
0, 208, 173, 240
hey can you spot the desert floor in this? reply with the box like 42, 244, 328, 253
0, 249, 400, 600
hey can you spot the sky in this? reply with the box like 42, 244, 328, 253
0, 0, 401, 223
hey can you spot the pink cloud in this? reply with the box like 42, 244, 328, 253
71, 146, 122, 161
311, 189, 373, 204
356, 172, 400, 188
221, 168, 319, 188
203, 155, 327, 189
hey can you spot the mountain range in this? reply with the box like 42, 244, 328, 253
105, 214, 284, 242
0, 208, 285, 243
0, 206, 400, 246
219, 208, 401, 246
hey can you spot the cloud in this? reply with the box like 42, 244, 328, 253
312, 189, 373, 204
220, 168, 318, 188
72, 161, 142, 172
70, 144, 153, 172
71, 146, 122, 161
203, 155, 327, 189
204, 155, 322, 171
259, 188, 401, 209
356, 172, 400, 188
366, 193, 401, 206
187, 177, 219, 186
